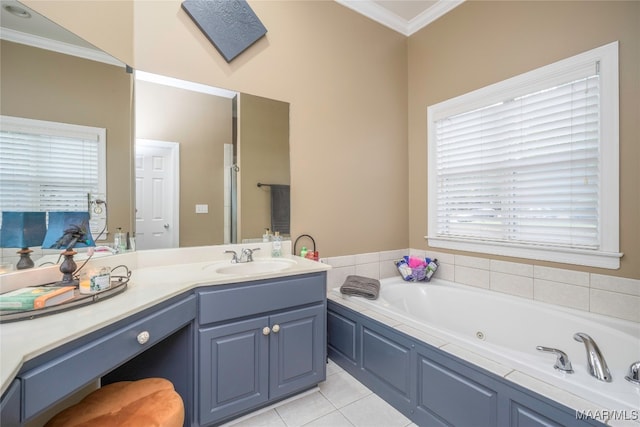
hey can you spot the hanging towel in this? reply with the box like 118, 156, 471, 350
270, 184, 290, 234
340, 275, 380, 300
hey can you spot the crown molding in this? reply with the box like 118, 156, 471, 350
335, 0, 464, 36
0, 27, 125, 67
407, 0, 465, 35
336, 0, 410, 35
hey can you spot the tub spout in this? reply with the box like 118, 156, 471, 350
573, 333, 612, 382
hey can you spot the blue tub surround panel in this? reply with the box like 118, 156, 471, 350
327, 300, 607, 427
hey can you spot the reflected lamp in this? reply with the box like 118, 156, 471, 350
42, 211, 95, 285
0, 212, 47, 270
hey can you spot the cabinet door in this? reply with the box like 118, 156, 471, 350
0, 379, 21, 427
199, 316, 269, 425
269, 304, 326, 399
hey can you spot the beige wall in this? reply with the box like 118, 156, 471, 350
239, 93, 290, 241
24, 0, 409, 259
0, 40, 133, 235
136, 80, 232, 247
22, 1, 637, 279
408, 1, 639, 279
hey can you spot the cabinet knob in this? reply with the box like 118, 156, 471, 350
262, 326, 271, 336
272, 324, 280, 333
137, 331, 150, 345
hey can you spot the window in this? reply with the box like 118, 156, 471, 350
427, 42, 620, 269
0, 115, 106, 238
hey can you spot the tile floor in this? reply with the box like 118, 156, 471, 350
225, 358, 416, 427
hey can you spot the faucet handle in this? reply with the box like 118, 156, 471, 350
241, 247, 260, 262
625, 361, 640, 385
224, 250, 239, 263
536, 346, 574, 373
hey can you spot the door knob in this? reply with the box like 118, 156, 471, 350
272, 324, 280, 333
262, 326, 271, 336
163, 223, 169, 229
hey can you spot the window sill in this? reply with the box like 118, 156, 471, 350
425, 236, 622, 270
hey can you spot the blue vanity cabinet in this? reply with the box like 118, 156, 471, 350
197, 273, 327, 426
0, 380, 21, 427
0, 292, 196, 427
199, 316, 271, 423
269, 304, 325, 399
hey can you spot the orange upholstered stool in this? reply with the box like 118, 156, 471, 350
45, 377, 184, 427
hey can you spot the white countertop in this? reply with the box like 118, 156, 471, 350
0, 243, 330, 396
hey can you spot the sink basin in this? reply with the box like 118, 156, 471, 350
206, 258, 296, 275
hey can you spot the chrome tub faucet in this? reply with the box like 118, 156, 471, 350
626, 361, 640, 385
536, 346, 573, 373
573, 333, 612, 382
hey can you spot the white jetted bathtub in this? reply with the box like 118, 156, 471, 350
332, 277, 640, 413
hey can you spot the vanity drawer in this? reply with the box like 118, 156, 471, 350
19, 294, 196, 421
198, 273, 326, 325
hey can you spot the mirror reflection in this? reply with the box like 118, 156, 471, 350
0, 0, 290, 271
134, 72, 290, 251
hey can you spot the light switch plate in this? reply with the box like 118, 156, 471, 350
195, 204, 208, 214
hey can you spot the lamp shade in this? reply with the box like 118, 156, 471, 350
42, 211, 95, 249
0, 212, 47, 248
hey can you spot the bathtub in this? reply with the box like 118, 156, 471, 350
331, 277, 640, 414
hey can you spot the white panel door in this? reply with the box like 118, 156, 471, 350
135, 139, 179, 250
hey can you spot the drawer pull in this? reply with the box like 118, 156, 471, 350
262, 326, 271, 336
137, 331, 150, 345
272, 324, 280, 333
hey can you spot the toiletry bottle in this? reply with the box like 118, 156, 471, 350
271, 231, 282, 257
425, 258, 438, 281
263, 228, 271, 243
114, 228, 126, 253
300, 246, 307, 258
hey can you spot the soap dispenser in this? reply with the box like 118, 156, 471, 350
271, 231, 282, 257
114, 228, 126, 253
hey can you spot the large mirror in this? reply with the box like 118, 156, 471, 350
0, 0, 290, 270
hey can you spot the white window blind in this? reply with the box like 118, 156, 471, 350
0, 116, 106, 235
434, 73, 600, 248
427, 42, 620, 269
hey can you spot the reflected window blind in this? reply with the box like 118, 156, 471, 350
433, 70, 600, 249
0, 118, 102, 223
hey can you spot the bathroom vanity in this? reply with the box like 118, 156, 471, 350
0, 247, 328, 427
197, 274, 325, 425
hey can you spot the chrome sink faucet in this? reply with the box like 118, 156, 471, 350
574, 333, 612, 382
240, 247, 260, 263
224, 248, 260, 263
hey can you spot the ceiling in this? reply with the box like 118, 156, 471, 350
336, 0, 464, 36
0, 0, 122, 65
1, 0, 462, 54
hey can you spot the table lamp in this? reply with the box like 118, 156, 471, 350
42, 211, 95, 285
0, 212, 47, 270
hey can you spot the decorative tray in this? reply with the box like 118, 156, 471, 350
0, 266, 130, 324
